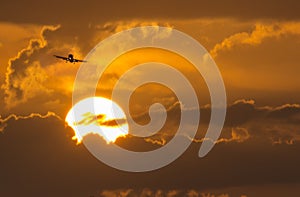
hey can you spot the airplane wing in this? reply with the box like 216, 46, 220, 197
74, 59, 87, 62
53, 55, 68, 60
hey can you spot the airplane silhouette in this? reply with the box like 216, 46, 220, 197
53, 54, 86, 63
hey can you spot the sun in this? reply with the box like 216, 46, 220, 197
65, 97, 128, 144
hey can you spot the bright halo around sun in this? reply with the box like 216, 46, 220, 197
65, 97, 128, 144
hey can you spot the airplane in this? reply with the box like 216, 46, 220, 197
53, 54, 86, 63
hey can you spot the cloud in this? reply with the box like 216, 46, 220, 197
0, 23, 93, 116
227, 100, 300, 145
74, 112, 127, 127
1, 110, 300, 196
139, 97, 300, 147
190, 127, 250, 144
140, 99, 300, 146
0, 20, 173, 115
88, 21, 172, 47
214, 127, 250, 144
210, 22, 300, 57
101, 118, 127, 127
0, 111, 61, 132
2, 1, 300, 25
144, 137, 167, 146
99, 189, 243, 197
220, 100, 300, 145
95, 21, 173, 33
100, 189, 132, 197
2, 25, 60, 109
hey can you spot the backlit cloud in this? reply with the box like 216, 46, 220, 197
2, 25, 60, 108
210, 22, 300, 58
142, 99, 300, 146
99, 188, 243, 197
0, 111, 61, 132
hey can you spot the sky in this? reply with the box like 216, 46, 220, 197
1, 1, 300, 196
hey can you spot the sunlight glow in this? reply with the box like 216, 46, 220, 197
65, 97, 128, 144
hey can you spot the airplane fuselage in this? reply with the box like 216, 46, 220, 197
67, 54, 74, 62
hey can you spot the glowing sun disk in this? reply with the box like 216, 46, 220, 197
65, 97, 128, 144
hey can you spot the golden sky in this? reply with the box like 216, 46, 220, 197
1, 1, 300, 196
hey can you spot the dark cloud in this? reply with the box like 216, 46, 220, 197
74, 112, 127, 127
1, 0, 300, 25
224, 100, 300, 145
101, 118, 127, 127
267, 104, 300, 122
1, 99, 300, 196
139, 99, 300, 145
